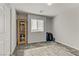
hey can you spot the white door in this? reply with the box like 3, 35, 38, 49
0, 4, 10, 55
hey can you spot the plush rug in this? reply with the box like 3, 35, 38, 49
24, 45, 75, 56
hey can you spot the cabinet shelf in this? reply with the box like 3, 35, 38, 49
18, 41, 26, 44
17, 16, 27, 47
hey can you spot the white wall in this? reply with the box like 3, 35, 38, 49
52, 7, 79, 50
46, 17, 53, 33
27, 14, 53, 43
10, 7, 16, 54
28, 14, 46, 43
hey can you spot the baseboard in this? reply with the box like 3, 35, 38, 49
28, 41, 47, 44
10, 45, 17, 56
56, 40, 79, 51
28, 40, 46, 44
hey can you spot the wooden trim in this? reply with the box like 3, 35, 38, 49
24, 17, 26, 46
17, 16, 20, 47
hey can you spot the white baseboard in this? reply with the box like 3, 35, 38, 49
56, 40, 79, 51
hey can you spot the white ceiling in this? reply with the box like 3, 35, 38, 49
10, 3, 79, 16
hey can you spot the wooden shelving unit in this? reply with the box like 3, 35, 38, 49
17, 16, 27, 47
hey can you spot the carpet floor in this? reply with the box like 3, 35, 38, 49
13, 41, 79, 56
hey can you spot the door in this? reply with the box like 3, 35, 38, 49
0, 4, 10, 55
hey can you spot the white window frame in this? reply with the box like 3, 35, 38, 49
31, 19, 44, 32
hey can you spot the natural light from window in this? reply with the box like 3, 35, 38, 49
31, 19, 44, 32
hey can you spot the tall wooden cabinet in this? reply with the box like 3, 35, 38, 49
17, 16, 27, 47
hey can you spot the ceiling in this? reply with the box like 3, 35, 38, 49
10, 3, 79, 16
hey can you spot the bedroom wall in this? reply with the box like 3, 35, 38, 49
10, 7, 16, 55
28, 14, 46, 43
52, 7, 79, 50
46, 17, 53, 33
28, 14, 53, 43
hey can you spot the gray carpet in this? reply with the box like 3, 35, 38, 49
13, 41, 79, 56
24, 45, 74, 56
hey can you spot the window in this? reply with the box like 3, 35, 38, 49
31, 19, 44, 32
38, 20, 44, 31
31, 19, 38, 32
